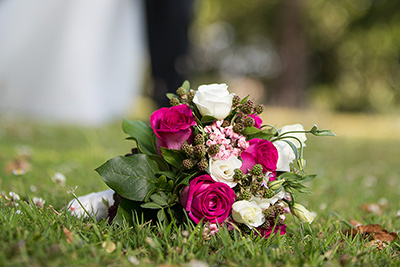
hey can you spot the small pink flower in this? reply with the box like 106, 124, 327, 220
256, 225, 287, 239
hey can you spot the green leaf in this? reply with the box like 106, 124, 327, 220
113, 199, 147, 227
141, 202, 162, 209
161, 147, 185, 169
312, 129, 336, 136
155, 171, 176, 180
166, 180, 175, 191
168, 194, 179, 205
243, 126, 260, 135
243, 126, 275, 140
157, 209, 166, 221
148, 155, 170, 171
278, 172, 302, 180
247, 132, 274, 141
166, 93, 178, 100
96, 154, 159, 201
201, 115, 217, 124
122, 120, 157, 155
240, 95, 250, 104
181, 80, 190, 91
150, 194, 168, 206
283, 140, 299, 160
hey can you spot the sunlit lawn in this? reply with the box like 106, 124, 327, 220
1, 108, 399, 266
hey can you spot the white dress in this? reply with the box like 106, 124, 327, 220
0, 0, 146, 125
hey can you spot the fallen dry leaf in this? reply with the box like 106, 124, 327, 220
4, 157, 31, 175
343, 221, 398, 245
63, 228, 73, 243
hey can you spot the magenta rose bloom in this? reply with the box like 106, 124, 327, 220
256, 224, 287, 239
249, 114, 263, 129
150, 104, 196, 152
240, 138, 278, 174
180, 174, 236, 224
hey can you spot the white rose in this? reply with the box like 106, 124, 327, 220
273, 140, 296, 172
67, 189, 114, 221
250, 188, 287, 209
280, 124, 307, 149
291, 203, 314, 224
209, 155, 242, 188
232, 200, 265, 228
193, 83, 234, 119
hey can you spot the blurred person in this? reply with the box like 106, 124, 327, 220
145, 0, 194, 108
0, 0, 146, 125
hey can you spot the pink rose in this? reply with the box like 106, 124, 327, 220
150, 104, 196, 151
249, 114, 263, 129
256, 224, 287, 239
180, 174, 236, 224
240, 138, 278, 174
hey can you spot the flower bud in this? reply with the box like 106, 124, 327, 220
268, 180, 285, 191
193, 144, 206, 158
194, 134, 204, 145
291, 203, 314, 224
197, 159, 208, 172
182, 159, 194, 170
251, 164, 263, 176
241, 99, 254, 114
244, 116, 255, 128
263, 189, 275, 199
181, 143, 193, 157
221, 120, 230, 127
208, 144, 221, 156
176, 87, 186, 96
170, 97, 180, 106
187, 91, 196, 101
232, 95, 241, 107
233, 168, 244, 181
233, 123, 245, 134
254, 104, 265, 114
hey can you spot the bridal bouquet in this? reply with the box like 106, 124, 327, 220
96, 81, 334, 238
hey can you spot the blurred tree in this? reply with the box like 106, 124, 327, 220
192, 0, 400, 112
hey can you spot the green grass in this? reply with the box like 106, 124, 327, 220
1, 112, 400, 266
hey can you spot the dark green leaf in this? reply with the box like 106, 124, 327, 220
150, 194, 168, 206
122, 120, 157, 155
155, 171, 176, 180
155, 175, 168, 189
168, 194, 179, 205
96, 154, 158, 201
201, 115, 217, 124
141, 202, 162, 209
148, 155, 170, 171
161, 147, 185, 169
166, 180, 175, 191
113, 199, 143, 227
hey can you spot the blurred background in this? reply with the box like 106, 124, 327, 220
0, 0, 399, 126
189, 0, 400, 113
